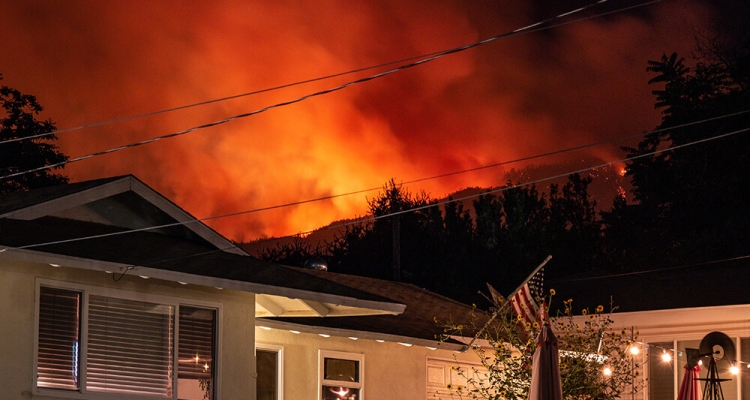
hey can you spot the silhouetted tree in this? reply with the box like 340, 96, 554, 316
606, 31, 750, 270
1, 75, 68, 194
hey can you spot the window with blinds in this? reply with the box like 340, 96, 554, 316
178, 306, 216, 400
87, 295, 175, 397
37, 287, 81, 390
36, 284, 218, 399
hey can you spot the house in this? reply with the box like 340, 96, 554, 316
0, 175, 407, 400
0, 175, 483, 400
255, 267, 484, 400
549, 260, 750, 400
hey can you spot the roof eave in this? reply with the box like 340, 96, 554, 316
0, 247, 405, 317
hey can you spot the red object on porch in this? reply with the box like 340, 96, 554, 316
677, 365, 703, 400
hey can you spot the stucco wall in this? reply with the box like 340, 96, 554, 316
256, 326, 482, 400
0, 257, 256, 400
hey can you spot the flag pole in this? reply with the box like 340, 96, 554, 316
463, 255, 552, 351
507, 255, 552, 300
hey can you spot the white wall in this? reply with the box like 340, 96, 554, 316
0, 257, 256, 400
256, 326, 483, 400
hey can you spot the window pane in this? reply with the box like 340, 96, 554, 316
178, 306, 216, 400
37, 287, 81, 390
325, 358, 359, 383
742, 338, 750, 400
649, 341, 675, 400
257, 350, 278, 400
87, 295, 174, 397
323, 385, 360, 400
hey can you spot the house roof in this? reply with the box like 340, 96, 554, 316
0, 176, 126, 215
0, 177, 406, 317
260, 267, 478, 350
548, 258, 750, 314
1, 175, 246, 255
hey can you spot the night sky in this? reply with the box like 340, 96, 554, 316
0, 1, 722, 241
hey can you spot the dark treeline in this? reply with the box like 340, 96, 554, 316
260, 34, 750, 305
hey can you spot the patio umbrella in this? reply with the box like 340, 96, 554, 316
677, 364, 702, 400
528, 325, 563, 400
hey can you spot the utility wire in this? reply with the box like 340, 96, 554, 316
0, 53, 446, 145
553, 254, 750, 283
0, 0, 623, 145
3, 122, 746, 252
0, 0, 662, 170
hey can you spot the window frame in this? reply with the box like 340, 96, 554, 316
256, 342, 284, 400
318, 349, 364, 400
33, 278, 222, 400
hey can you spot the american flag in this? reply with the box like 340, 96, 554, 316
509, 256, 550, 324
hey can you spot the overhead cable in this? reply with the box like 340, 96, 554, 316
0, 0, 659, 159
4, 123, 747, 252
0, 0, 623, 145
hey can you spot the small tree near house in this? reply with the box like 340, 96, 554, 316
437, 293, 644, 400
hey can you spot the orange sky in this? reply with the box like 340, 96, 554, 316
0, 1, 716, 241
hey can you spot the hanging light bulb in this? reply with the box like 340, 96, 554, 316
662, 352, 672, 362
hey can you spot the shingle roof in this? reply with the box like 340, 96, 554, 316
266, 267, 477, 343
0, 176, 127, 215
0, 216, 400, 306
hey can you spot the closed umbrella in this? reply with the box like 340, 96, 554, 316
677, 365, 702, 400
528, 325, 563, 400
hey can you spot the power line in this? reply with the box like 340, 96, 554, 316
553, 254, 750, 283
0, 0, 659, 164
4, 122, 746, 252
0, 0, 623, 145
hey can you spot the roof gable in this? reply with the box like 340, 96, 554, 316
0, 175, 246, 255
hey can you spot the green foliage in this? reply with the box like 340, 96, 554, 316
437, 296, 642, 400
0, 75, 68, 194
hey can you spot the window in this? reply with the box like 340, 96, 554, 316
256, 344, 283, 400
35, 282, 218, 399
648, 341, 675, 400
319, 350, 363, 400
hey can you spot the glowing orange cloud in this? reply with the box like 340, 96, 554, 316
0, 1, 714, 241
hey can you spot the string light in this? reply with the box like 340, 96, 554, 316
603, 367, 613, 376
661, 352, 672, 363
629, 346, 640, 356
730, 365, 740, 375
